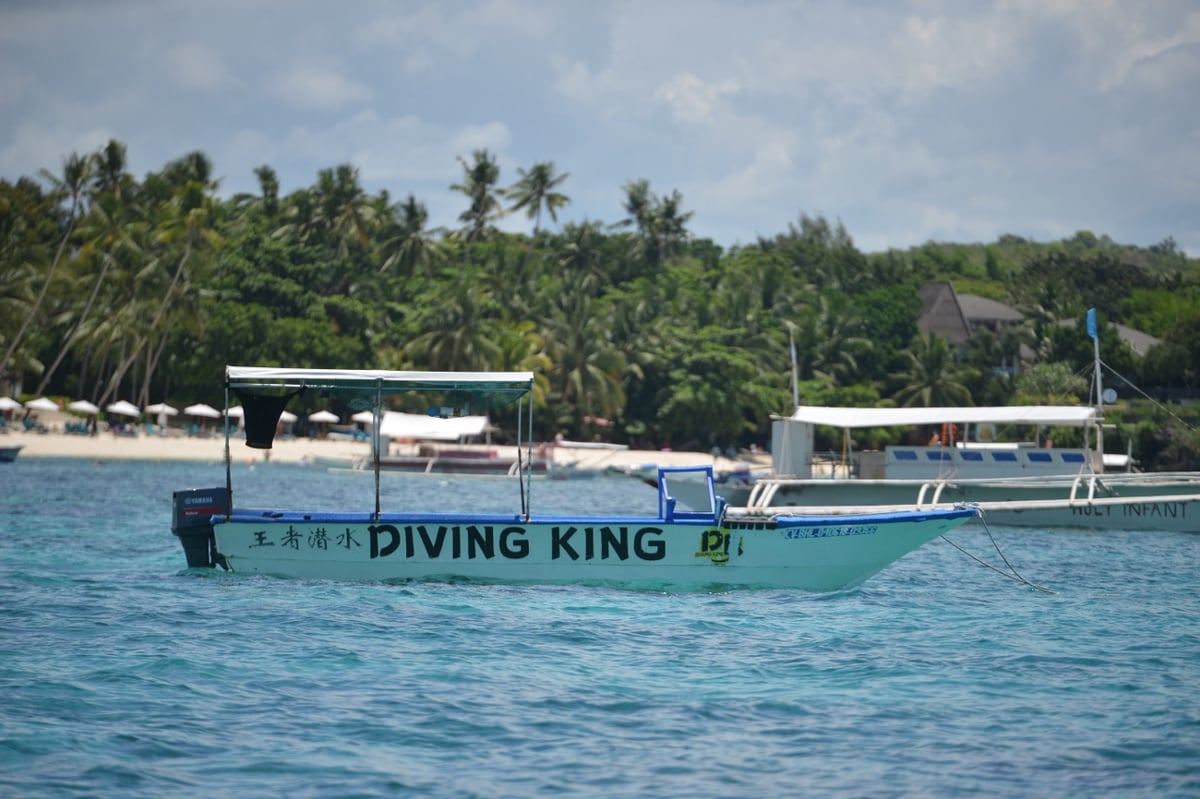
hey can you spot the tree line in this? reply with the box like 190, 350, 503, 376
2, 141, 1198, 467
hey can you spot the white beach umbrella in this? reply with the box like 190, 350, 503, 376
26, 397, 61, 412
105, 400, 141, 417
183, 403, 222, 419
67, 399, 100, 415
279, 410, 298, 423
0, 396, 24, 411
350, 410, 376, 424
145, 402, 179, 417
224, 406, 244, 418
308, 409, 339, 424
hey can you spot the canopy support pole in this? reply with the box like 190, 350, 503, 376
517, 393, 528, 520
373, 379, 382, 521
1092, 321, 1105, 473
223, 372, 232, 518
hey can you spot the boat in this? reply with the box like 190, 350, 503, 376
629, 312, 1200, 533
169, 366, 978, 590
314, 444, 554, 476
308, 411, 616, 479
641, 404, 1200, 533
308, 443, 609, 480
0, 443, 22, 462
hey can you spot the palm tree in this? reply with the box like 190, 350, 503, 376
543, 290, 628, 423
653, 188, 692, 263
506, 161, 570, 237
556, 220, 609, 295
233, 164, 281, 220
809, 295, 873, 386
892, 332, 974, 407
450, 149, 504, 243
98, 158, 221, 405
619, 179, 692, 270
621, 179, 653, 231
93, 139, 134, 202
299, 164, 375, 261
274, 165, 373, 260
379, 193, 444, 278
252, 165, 280, 217
322, 164, 374, 259
35, 190, 146, 395
0, 152, 94, 379
403, 278, 504, 371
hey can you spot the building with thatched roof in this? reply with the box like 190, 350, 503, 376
917, 282, 1025, 343
916, 281, 1160, 373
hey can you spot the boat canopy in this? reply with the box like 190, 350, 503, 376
781, 404, 1098, 429
221, 365, 541, 521
226, 366, 534, 402
226, 366, 534, 451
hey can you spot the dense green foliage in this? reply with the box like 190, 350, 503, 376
3, 141, 1198, 467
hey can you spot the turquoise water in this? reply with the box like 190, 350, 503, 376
2, 458, 1198, 798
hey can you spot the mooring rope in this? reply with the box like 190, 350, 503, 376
942, 508, 1056, 594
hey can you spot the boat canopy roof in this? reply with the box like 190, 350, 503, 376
226, 366, 534, 403
226, 366, 534, 451
781, 404, 1098, 429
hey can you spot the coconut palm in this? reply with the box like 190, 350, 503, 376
450, 149, 504, 243
319, 164, 374, 259
232, 164, 281, 221
93, 140, 135, 202
98, 157, 221, 405
274, 165, 374, 264
35, 190, 146, 395
619, 179, 692, 270
0, 152, 94, 379
403, 278, 504, 371
543, 290, 627, 423
379, 193, 444, 279
252, 165, 280, 217
506, 161, 570, 237
892, 332, 974, 407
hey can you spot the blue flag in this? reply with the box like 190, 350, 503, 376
1086, 308, 1097, 339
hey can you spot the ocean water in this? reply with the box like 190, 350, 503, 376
1, 457, 1198, 798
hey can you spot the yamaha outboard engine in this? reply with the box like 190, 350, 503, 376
171, 487, 229, 569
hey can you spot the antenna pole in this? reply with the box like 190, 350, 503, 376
1089, 309, 1105, 472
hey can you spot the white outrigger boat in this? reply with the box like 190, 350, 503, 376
630, 317, 1200, 534
170, 366, 978, 591
645, 404, 1200, 533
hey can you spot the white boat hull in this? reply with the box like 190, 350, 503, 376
207, 506, 977, 591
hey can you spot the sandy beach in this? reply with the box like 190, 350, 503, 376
4, 423, 755, 472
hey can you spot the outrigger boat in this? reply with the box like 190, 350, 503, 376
624, 318, 1200, 533
630, 404, 1200, 533
170, 366, 978, 591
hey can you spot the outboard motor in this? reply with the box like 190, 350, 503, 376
171, 487, 229, 569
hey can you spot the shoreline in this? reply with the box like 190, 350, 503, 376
3, 429, 758, 472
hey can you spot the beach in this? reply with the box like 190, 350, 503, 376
4, 424, 753, 471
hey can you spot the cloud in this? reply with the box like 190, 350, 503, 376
168, 43, 240, 92
0, 0, 1196, 254
654, 73, 739, 124
268, 64, 373, 111
0, 122, 114, 180
213, 107, 513, 199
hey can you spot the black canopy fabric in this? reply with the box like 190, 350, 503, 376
233, 387, 303, 449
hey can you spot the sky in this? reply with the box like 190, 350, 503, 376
2, 0, 1198, 256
